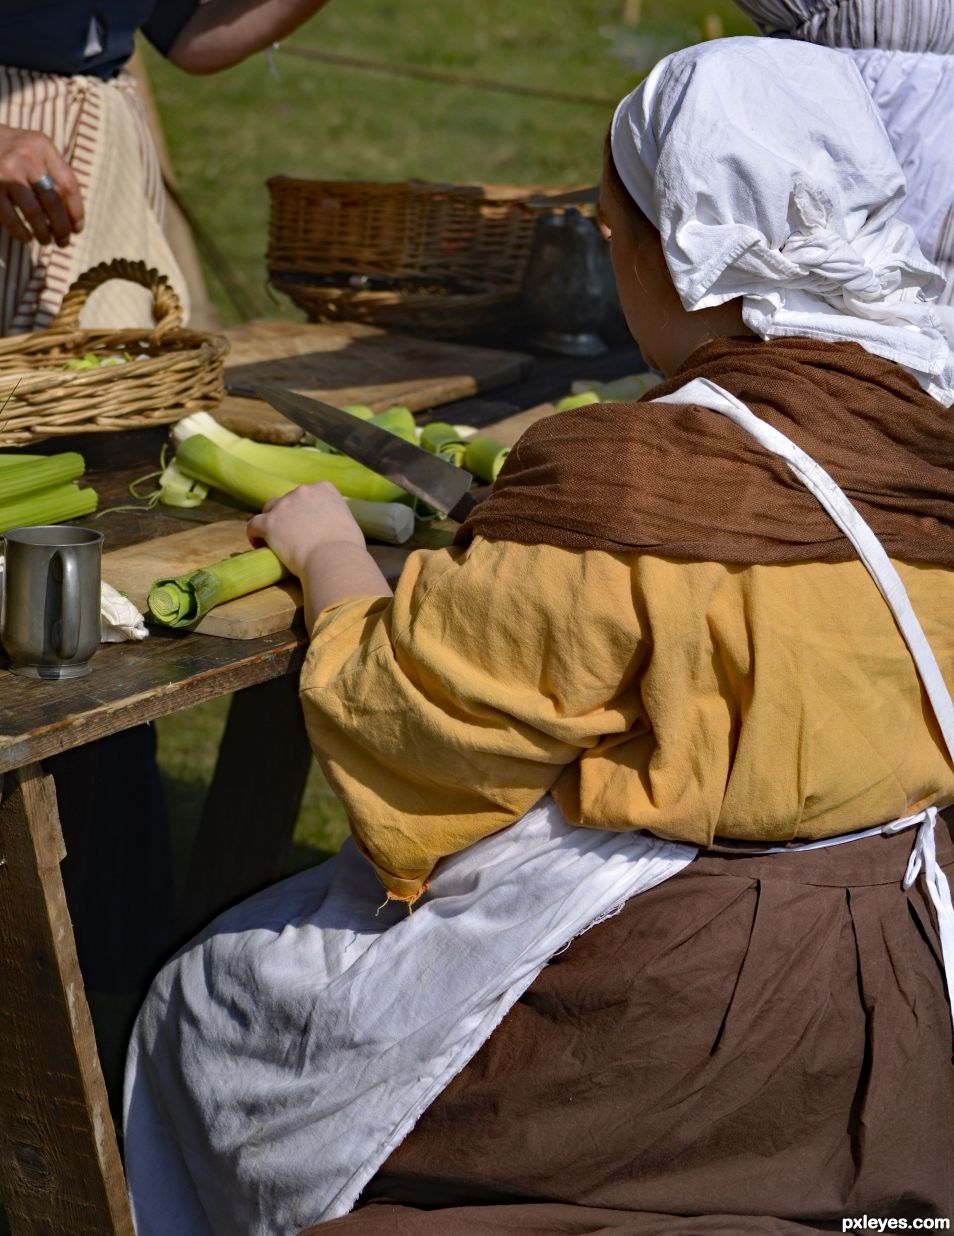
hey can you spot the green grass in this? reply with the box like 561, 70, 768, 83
143, 0, 755, 324
155, 696, 351, 885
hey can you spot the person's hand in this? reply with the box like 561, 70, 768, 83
246, 482, 364, 578
0, 124, 84, 247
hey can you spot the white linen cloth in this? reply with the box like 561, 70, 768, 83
847, 48, 954, 306
124, 798, 695, 1235
100, 580, 148, 642
731, 0, 954, 303
610, 38, 954, 405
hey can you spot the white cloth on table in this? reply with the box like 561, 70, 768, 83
100, 580, 147, 642
609, 37, 954, 405
123, 797, 695, 1236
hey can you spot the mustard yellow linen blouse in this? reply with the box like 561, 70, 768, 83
300, 536, 954, 900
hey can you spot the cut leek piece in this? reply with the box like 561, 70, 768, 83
158, 458, 208, 508
555, 390, 600, 412
172, 411, 410, 503
368, 406, 416, 443
174, 434, 415, 544
0, 452, 85, 502
148, 546, 288, 628
463, 435, 510, 483
569, 372, 663, 402
0, 482, 97, 533
420, 422, 467, 466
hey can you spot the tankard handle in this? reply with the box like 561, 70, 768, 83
55, 548, 80, 660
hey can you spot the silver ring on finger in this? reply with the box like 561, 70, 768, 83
31, 173, 56, 194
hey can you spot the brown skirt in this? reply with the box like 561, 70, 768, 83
302, 817, 954, 1235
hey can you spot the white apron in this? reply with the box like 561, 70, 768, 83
124, 379, 954, 1236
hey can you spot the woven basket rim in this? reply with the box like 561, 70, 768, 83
0, 259, 228, 446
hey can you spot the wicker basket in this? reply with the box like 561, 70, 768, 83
0, 258, 228, 447
267, 178, 544, 338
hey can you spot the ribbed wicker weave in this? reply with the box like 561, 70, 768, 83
0, 259, 228, 447
267, 178, 542, 338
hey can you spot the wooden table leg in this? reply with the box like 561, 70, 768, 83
176, 672, 313, 940
0, 764, 133, 1236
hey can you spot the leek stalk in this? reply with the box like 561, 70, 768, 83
172, 412, 410, 504
174, 434, 415, 545
148, 546, 288, 628
158, 458, 209, 508
463, 435, 510, 482
419, 421, 467, 466
0, 482, 97, 533
0, 452, 85, 502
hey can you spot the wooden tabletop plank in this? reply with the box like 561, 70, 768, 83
0, 627, 307, 775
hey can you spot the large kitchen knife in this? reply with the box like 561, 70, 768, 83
232, 383, 477, 521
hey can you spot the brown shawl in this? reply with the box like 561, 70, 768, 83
455, 337, 954, 565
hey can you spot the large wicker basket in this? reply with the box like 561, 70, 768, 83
0, 258, 228, 447
266, 178, 544, 339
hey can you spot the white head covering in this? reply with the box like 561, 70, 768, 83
610, 37, 954, 406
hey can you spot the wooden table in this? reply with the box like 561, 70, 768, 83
0, 338, 642, 1235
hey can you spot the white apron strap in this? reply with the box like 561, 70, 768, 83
654, 376, 954, 1030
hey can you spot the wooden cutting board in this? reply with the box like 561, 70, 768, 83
103, 521, 409, 640
217, 320, 532, 443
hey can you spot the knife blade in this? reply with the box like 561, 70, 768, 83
232, 383, 477, 521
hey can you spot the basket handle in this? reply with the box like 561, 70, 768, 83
51, 258, 184, 337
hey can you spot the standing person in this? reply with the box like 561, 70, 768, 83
0, 0, 336, 1019
732, 0, 954, 303
0, 0, 335, 332
124, 38, 954, 1235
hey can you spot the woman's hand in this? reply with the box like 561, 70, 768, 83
0, 124, 84, 247
247, 483, 392, 633
246, 481, 364, 576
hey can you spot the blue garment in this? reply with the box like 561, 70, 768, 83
0, 1, 200, 80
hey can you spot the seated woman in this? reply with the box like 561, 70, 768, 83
124, 37, 954, 1236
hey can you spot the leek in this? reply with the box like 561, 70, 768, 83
575, 372, 663, 402
555, 390, 600, 412
0, 482, 97, 533
158, 458, 208, 508
463, 435, 510, 483
0, 452, 85, 502
148, 546, 288, 629
172, 412, 410, 504
307, 405, 414, 450
174, 434, 415, 545
366, 406, 416, 443
419, 421, 467, 466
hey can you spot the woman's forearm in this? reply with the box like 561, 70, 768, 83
168, 0, 334, 75
299, 540, 392, 635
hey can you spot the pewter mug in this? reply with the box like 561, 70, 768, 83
519, 208, 618, 356
1, 525, 103, 679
